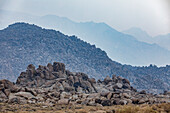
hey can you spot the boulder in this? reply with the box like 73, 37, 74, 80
25, 87, 37, 96
139, 90, 147, 94
14, 92, 35, 99
53, 62, 65, 73
4, 89, 11, 97
122, 93, 131, 99
58, 99, 69, 105
107, 92, 113, 99
122, 78, 130, 85
119, 100, 128, 105
88, 78, 96, 84
113, 83, 123, 89
104, 76, 112, 84
138, 99, 146, 104
112, 75, 117, 82
101, 100, 111, 106
47, 63, 53, 72
0, 79, 14, 90
0, 91, 7, 98
27, 64, 36, 73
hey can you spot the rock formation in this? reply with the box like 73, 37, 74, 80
0, 62, 169, 106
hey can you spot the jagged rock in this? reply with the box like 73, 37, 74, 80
0, 62, 169, 106
112, 75, 117, 82
47, 63, 53, 72
113, 83, 123, 89
122, 78, 130, 85
0, 79, 14, 90
104, 76, 112, 84
53, 62, 65, 73
88, 78, 96, 84
0, 91, 7, 98
4, 89, 11, 97
27, 64, 36, 73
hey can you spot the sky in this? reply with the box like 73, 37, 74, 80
0, 0, 169, 36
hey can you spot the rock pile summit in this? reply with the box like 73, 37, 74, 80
0, 62, 169, 106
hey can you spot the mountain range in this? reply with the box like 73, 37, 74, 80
0, 23, 169, 93
122, 27, 170, 51
0, 9, 170, 66
34, 15, 170, 66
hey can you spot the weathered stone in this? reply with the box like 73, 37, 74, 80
100, 92, 110, 97
47, 63, 53, 72
87, 93, 100, 99
119, 100, 127, 105
14, 92, 35, 99
113, 83, 123, 89
88, 78, 96, 84
122, 93, 130, 99
95, 98, 102, 104
53, 62, 65, 73
87, 100, 96, 106
101, 100, 111, 106
125, 99, 132, 104
25, 87, 37, 96
107, 92, 112, 99
1, 62, 168, 106
8, 97, 21, 104
138, 99, 146, 104
4, 89, 11, 97
139, 90, 147, 94
0, 91, 7, 98
104, 76, 112, 84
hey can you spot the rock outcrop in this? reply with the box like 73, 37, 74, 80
0, 62, 170, 106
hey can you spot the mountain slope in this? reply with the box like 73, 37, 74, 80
34, 15, 170, 66
0, 23, 169, 93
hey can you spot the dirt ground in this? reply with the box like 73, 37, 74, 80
0, 103, 169, 113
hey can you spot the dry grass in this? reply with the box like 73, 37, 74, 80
0, 103, 169, 113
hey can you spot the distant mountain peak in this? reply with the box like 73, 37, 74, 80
123, 27, 151, 38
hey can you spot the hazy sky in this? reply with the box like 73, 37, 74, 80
0, 0, 169, 36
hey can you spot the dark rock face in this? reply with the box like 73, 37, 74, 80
0, 23, 169, 93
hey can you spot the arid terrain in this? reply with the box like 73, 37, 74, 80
0, 103, 170, 113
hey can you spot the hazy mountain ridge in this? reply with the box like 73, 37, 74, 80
0, 10, 170, 66
34, 15, 170, 66
123, 27, 170, 51
0, 23, 169, 93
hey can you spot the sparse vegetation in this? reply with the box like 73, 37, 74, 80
0, 103, 169, 113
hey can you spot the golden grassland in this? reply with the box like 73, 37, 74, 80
0, 103, 169, 113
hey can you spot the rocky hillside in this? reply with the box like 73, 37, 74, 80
0, 23, 169, 93
0, 62, 169, 106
